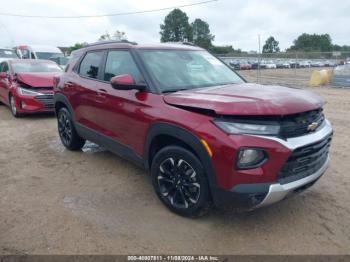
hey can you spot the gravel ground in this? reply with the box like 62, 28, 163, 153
239, 67, 324, 87
0, 80, 349, 254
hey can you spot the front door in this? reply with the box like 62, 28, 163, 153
93, 49, 150, 151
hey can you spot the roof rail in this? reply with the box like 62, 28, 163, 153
181, 42, 196, 46
163, 41, 197, 47
86, 40, 138, 47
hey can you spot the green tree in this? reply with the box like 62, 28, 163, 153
262, 36, 280, 53
68, 42, 86, 53
99, 32, 111, 41
98, 30, 127, 41
289, 33, 332, 52
332, 44, 350, 52
209, 45, 236, 54
191, 18, 214, 49
160, 9, 192, 42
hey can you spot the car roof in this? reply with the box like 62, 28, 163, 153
78, 41, 204, 53
20, 45, 62, 53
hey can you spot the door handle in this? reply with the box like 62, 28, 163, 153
65, 81, 74, 88
97, 89, 108, 98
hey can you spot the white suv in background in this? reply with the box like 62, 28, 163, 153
14, 45, 64, 60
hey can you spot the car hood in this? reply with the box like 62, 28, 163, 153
16, 72, 60, 88
163, 83, 325, 116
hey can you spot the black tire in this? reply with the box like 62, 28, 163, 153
151, 145, 212, 217
9, 95, 21, 118
57, 107, 85, 150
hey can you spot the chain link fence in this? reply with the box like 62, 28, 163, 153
218, 51, 350, 88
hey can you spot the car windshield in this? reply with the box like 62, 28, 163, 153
139, 50, 244, 92
36, 52, 63, 60
12, 62, 62, 74
0, 49, 18, 58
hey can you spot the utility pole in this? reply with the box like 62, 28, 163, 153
257, 34, 261, 84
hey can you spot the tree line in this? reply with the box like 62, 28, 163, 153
68, 8, 350, 55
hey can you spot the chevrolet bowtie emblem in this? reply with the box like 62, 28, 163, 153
307, 122, 319, 132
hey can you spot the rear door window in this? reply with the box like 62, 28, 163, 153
79, 51, 104, 79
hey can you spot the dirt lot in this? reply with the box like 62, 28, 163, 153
239, 67, 326, 87
0, 70, 350, 254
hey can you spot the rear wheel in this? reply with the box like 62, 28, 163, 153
57, 107, 85, 150
151, 146, 211, 217
9, 95, 21, 118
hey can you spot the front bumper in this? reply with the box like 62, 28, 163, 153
254, 155, 329, 208
212, 119, 333, 210
15, 93, 54, 113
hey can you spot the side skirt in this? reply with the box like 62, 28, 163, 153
75, 123, 145, 169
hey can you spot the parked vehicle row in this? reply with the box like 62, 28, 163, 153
228, 58, 339, 70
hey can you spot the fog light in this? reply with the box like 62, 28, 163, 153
236, 148, 267, 169
20, 101, 26, 109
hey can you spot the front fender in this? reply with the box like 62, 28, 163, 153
143, 122, 218, 194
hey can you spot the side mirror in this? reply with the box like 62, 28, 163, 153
110, 74, 146, 91
0, 72, 9, 79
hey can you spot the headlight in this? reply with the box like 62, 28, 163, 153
18, 87, 43, 96
237, 148, 267, 169
214, 120, 280, 135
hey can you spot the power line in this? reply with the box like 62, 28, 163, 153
0, 0, 218, 19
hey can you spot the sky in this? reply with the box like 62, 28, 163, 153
0, 0, 349, 51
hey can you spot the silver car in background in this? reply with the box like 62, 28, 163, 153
0, 48, 19, 63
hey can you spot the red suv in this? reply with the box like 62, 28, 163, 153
54, 41, 333, 217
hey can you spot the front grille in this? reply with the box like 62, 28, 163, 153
221, 108, 325, 139
280, 108, 325, 138
278, 134, 332, 184
35, 94, 54, 109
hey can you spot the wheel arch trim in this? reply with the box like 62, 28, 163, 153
54, 93, 76, 122
144, 122, 218, 191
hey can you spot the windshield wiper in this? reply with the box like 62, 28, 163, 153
162, 88, 188, 94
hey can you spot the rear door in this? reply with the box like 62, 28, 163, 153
67, 50, 105, 130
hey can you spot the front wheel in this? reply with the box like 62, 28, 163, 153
9, 95, 21, 118
151, 146, 212, 217
57, 107, 85, 150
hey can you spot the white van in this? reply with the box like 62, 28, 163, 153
15, 45, 63, 59
14, 45, 68, 67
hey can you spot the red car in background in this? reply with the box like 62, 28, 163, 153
0, 59, 62, 117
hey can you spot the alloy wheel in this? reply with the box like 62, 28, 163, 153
10, 96, 17, 115
157, 157, 201, 209
58, 111, 72, 146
